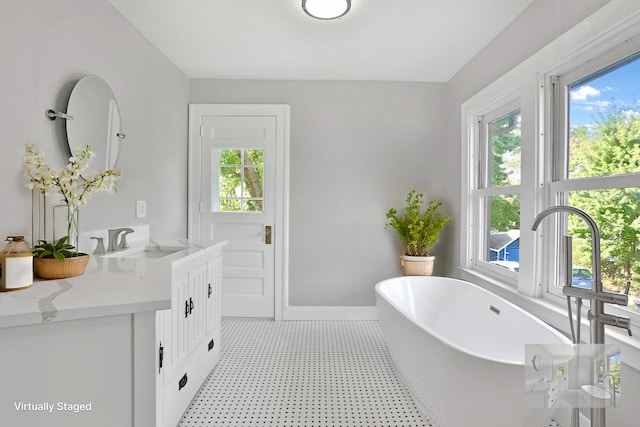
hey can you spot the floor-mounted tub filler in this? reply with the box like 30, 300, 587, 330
375, 276, 571, 427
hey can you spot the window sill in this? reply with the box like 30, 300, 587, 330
457, 267, 640, 372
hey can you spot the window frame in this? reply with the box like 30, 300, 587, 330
461, 2, 640, 373
541, 34, 640, 327
467, 96, 522, 284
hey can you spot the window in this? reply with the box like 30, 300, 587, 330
461, 7, 640, 384
594, 350, 622, 398
547, 48, 640, 316
215, 149, 264, 212
471, 104, 522, 278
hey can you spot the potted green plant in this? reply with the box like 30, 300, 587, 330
32, 236, 90, 279
385, 190, 451, 275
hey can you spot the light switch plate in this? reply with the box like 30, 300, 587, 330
136, 200, 147, 218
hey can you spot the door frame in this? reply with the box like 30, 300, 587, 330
187, 104, 290, 320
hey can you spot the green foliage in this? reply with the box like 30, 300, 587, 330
568, 106, 640, 298
32, 236, 78, 260
219, 149, 264, 211
489, 113, 521, 231
491, 126, 521, 186
491, 194, 520, 232
385, 190, 451, 256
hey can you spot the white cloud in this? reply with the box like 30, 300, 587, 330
570, 85, 601, 101
592, 100, 611, 108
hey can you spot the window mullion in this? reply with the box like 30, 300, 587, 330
550, 174, 640, 192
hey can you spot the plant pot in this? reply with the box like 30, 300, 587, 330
400, 255, 435, 276
33, 254, 90, 280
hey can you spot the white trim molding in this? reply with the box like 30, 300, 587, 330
283, 306, 379, 321
188, 104, 290, 321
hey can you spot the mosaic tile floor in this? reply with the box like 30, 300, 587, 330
179, 319, 431, 427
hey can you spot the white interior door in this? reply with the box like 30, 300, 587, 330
189, 105, 289, 319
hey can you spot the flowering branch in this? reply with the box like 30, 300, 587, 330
22, 144, 122, 208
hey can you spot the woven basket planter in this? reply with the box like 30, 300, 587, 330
400, 255, 435, 276
34, 254, 90, 280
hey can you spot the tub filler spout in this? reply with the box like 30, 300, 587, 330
531, 205, 632, 427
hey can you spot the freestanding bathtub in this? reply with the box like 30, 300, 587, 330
375, 276, 571, 427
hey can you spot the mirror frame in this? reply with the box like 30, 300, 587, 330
65, 75, 123, 175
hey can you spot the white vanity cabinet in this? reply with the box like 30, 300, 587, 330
155, 247, 223, 427
0, 237, 226, 427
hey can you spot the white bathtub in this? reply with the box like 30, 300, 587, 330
375, 276, 571, 427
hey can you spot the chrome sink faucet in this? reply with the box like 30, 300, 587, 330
107, 228, 134, 252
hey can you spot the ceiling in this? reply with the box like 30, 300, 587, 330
107, 0, 534, 82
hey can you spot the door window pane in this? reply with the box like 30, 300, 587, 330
216, 149, 264, 212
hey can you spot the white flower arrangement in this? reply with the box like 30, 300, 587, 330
22, 143, 122, 252
22, 143, 122, 208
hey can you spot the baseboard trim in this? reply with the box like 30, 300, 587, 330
283, 306, 378, 321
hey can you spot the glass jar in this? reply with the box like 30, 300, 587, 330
0, 236, 33, 292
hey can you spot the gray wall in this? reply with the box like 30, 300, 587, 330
443, 0, 640, 422
0, 0, 189, 247
191, 80, 448, 306
441, 0, 613, 277
0, 0, 616, 308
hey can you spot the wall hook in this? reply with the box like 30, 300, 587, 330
45, 109, 73, 121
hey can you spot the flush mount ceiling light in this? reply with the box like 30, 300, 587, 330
302, 0, 351, 20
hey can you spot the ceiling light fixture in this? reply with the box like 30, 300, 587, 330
302, 0, 351, 20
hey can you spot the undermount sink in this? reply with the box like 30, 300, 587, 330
104, 245, 186, 260
581, 384, 612, 399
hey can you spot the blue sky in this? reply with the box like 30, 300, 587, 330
569, 55, 640, 126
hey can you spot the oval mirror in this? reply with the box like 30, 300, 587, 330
65, 75, 123, 175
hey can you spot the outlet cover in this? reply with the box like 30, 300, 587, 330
136, 200, 147, 218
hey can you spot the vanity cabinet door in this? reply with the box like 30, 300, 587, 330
187, 264, 207, 353
169, 274, 189, 379
156, 310, 171, 379
205, 257, 222, 332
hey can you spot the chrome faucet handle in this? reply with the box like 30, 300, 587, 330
90, 237, 105, 254
590, 312, 632, 335
118, 228, 135, 249
107, 228, 127, 252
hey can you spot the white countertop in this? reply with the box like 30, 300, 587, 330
0, 238, 226, 329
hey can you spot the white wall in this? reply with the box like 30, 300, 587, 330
191, 80, 448, 306
0, 0, 189, 248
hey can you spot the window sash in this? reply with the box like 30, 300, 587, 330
545, 41, 640, 322
471, 102, 521, 282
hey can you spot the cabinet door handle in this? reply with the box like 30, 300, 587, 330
178, 373, 188, 391
185, 300, 189, 318
159, 342, 164, 374
208, 283, 212, 298
208, 339, 215, 351
189, 297, 194, 314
